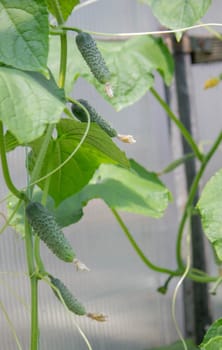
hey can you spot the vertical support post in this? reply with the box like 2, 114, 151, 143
165, 35, 212, 344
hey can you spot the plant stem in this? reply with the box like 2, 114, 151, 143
27, 3, 67, 349
111, 208, 180, 276
30, 276, 39, 350
176, 131, 222, 269
24, 216, 38, 350
0, 121, 25, 201
150, 87, 204, 162
188, 271, 218, 283
58, 32, 67, 88
111, 205, 219, 284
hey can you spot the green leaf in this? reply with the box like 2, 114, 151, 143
0, 67, 65, 143
29, 119, 129, 205
197, 169, 222, 261
200, 336, 222, 350
48, 35, 174, 111
0, 0, 49, 74
46, 0, 79, 22
141, 0, 211, 30
69, 163, 171, 217
4, 131, 19, 152
200, 318, 222, 349
147, 338, 198, 350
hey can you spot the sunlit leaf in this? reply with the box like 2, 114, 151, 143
197, 169, 222, 261
46, 0, 79, 21
140, 0, 211, 29
200, 318, 222, 349
66, 162, 171, 217
0, 0, 49, 74
0, 67, 65, 143
29, 119, 129, 205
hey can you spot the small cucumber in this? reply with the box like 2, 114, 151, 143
50, 275, 86, 316
26, 202, 75, 263
71, 99, 117, 138
76, 32, 111, 84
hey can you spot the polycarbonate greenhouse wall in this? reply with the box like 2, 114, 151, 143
0, 1, 222, 349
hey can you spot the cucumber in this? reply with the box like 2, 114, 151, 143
50, 275, 86, 316
76, 32, 111, 84
71, 99, 117, 138
26, 202, 75, 263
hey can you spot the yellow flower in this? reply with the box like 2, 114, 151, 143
204, 77, 220, 89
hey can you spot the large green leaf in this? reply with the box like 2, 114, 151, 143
199, 337, 222, 350
200, 318, 222, 349
141, 0, 211, 29
48, 35, 174, 111
197, 169, 222, 261
67, 162, 171, 217
29, 119, 129, 205
95, 37, 174, 110
0, 0, 49, 74
0, 67, 65, 143
46, 0, 79, 21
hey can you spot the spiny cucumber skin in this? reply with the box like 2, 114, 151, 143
50, 276, 86, 316
76, 32, 111, 84
71, 99, 117, 138
25, 202, 75, 263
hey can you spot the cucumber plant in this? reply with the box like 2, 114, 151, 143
0, 1, 222, 350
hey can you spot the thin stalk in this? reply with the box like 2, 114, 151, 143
0, 122, 25, 200
24, 217, 38, 350
172, 228, 191, 350
150, 87, 204, 162
188, 272, 218, 283
111, 208, 219, 284
176, 131, 222, 269
111, 208, 180, 276
30, 277, 39, 350
58, 32, 67, 88
61, 22, 222, 38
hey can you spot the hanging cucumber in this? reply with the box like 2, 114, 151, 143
71, 99, 136, 143
50, 275, 86, 316
75, 32, 113, 97
76, 32, 110, 84
26, 201, 75, 263
50, 275, 107, 321
71, 99, 118, 137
